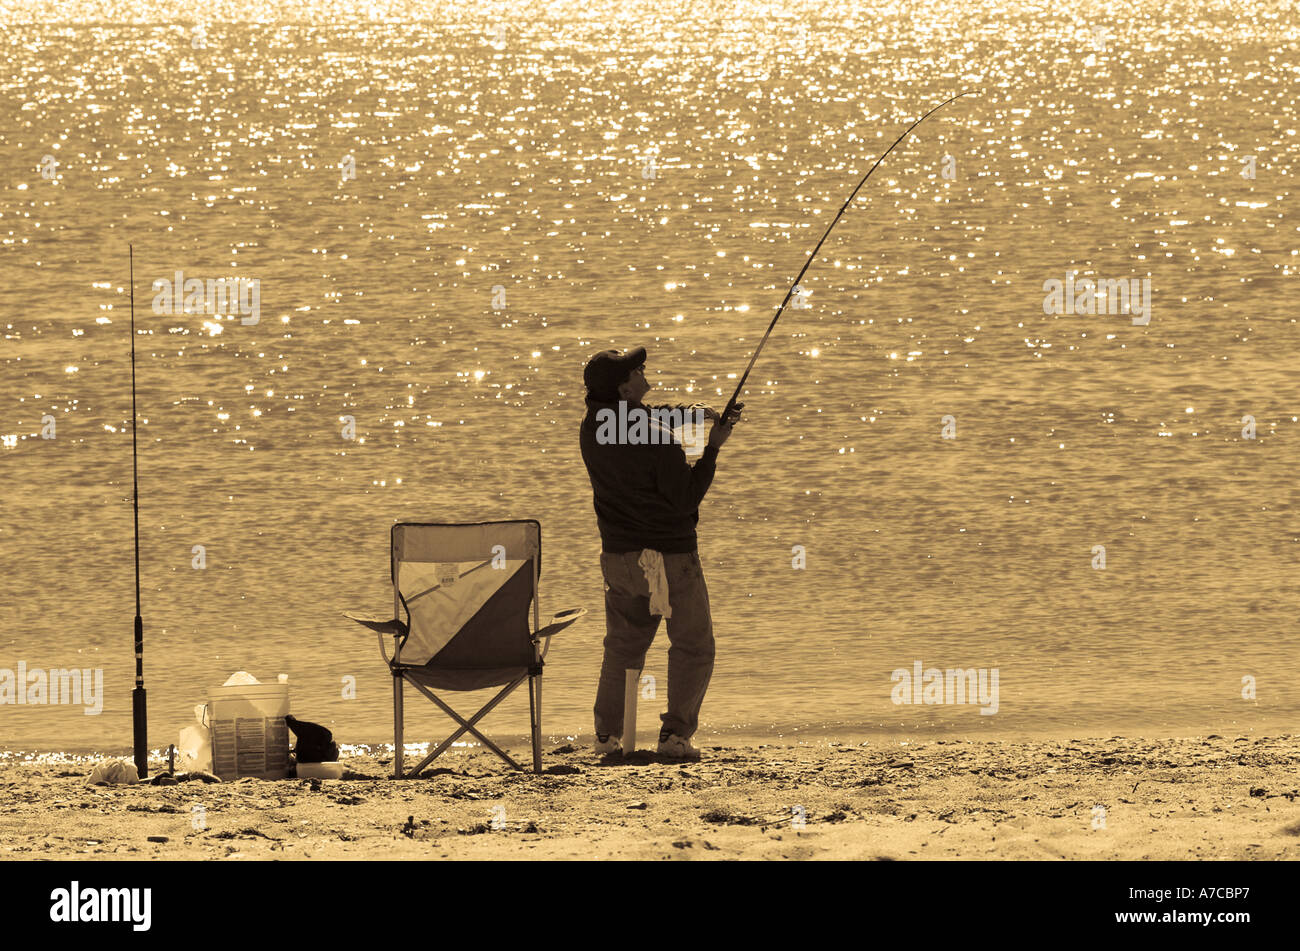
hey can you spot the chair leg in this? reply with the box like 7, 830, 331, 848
425, 721, 521, 773
529, 672, 543, 774
393, 669, 405, 780
406, 677, 527, 775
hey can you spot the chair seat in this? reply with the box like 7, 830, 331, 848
402, 663, 533, 691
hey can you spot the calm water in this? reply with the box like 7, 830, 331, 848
2, 1, 1298, 751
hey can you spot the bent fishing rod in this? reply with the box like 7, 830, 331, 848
719, 90, 975, 426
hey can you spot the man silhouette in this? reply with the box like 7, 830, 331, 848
578, 346, 743, 760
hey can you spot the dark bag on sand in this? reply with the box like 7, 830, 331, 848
285, 714, 339, 763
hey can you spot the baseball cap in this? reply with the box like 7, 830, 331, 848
583, 346, 647, 401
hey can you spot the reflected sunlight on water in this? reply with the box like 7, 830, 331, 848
1, 0, 1297, 749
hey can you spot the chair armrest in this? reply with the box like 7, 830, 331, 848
343, 612, 409, 637
533, 607, 587, 641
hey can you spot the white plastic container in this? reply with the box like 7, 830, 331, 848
297, 762, 345, 780
206, 683, 290, 780
177, 703, 212, 772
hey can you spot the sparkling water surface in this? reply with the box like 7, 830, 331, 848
1, 0, 1297, 751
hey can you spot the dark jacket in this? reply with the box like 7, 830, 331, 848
579, 397, 720, 554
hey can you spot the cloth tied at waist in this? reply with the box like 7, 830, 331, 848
637, 549, 672, 618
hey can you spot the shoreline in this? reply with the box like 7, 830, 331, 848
2, 733, 1297, 860
4, 724, 1288, 762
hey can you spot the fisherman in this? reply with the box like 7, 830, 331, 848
578, 346, 743, 760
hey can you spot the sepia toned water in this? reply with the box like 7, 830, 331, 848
2, 1, 1297, 752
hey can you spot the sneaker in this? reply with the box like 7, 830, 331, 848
594, 733, 622, 755
656, 731, 700, 761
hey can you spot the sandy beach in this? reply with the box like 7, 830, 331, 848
3, 734, 1297, 860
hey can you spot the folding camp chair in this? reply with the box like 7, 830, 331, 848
344, 520, 586, 777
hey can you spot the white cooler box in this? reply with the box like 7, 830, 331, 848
206, 683, 290, 780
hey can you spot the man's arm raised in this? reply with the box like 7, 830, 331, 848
650, 403, 743, 512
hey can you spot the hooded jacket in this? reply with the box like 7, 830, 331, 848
579, 397, 720, 554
